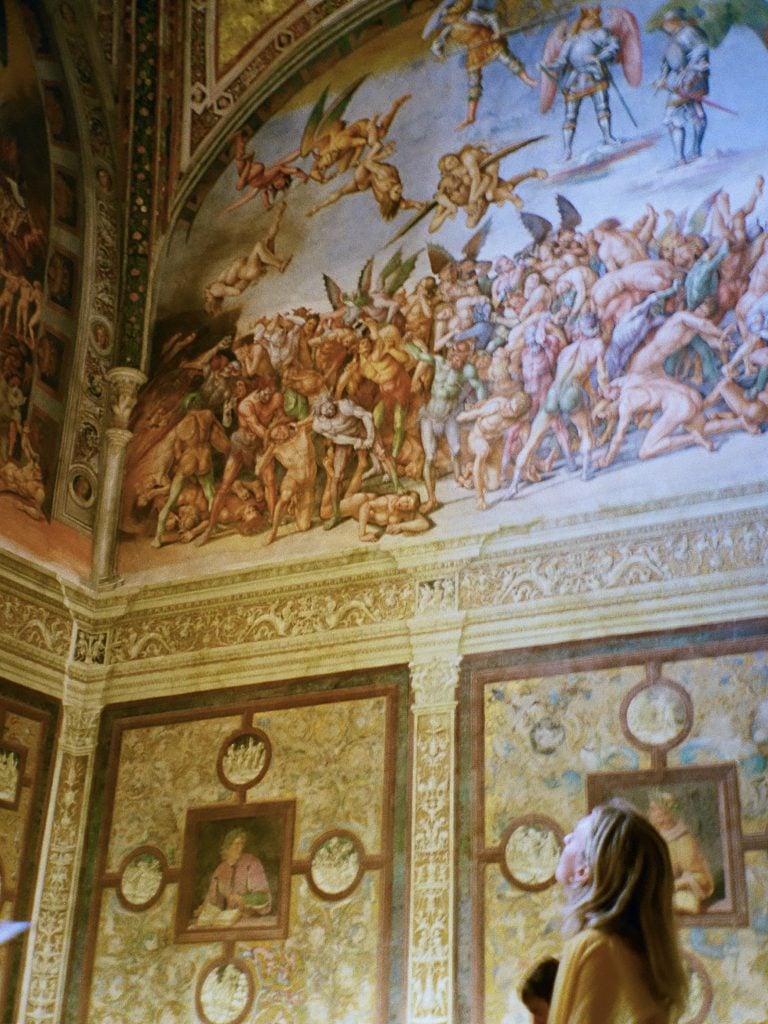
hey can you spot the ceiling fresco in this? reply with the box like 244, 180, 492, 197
216, 0, 298, 72
115, 0, 768, 579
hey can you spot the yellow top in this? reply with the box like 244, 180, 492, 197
549, 929, 668, 1024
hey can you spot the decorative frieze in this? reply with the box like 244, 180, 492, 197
110, 578, 417, 662
0, 584, 71, 660
459, 513, 768, 608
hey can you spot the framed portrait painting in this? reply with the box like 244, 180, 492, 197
175, 800, 295, 943
587, 763, 747, 927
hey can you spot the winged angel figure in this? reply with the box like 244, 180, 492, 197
300, 79, 422, 221
323, 250, 419, 326
540, 5, 642, 160
423, 0, 538, 129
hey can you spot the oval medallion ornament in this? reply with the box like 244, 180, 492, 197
197, 958, 254, 1024
622, 678, 692, 752
218, 729, 271, 791
501, 816, 564, 891
680, 952, 713, 1024
308, 831, 364, 900
118, 847, 166, 910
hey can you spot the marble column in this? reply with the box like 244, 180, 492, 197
406, 652, 461, 1024
91, 367, 146, 586
17, 700, 101, 1024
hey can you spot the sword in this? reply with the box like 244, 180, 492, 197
657, 81, 737, 116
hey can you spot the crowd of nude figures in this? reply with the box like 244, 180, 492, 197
127, 173, 768, 549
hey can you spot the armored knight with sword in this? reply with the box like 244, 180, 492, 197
540, 5, 642, 161
655, 6, 710, 165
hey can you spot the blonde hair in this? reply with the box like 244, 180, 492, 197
565, 799, 688, 1017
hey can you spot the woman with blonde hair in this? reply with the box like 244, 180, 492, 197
549, 799, 688, 1024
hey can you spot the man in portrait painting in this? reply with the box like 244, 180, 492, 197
194, 827, 272, 926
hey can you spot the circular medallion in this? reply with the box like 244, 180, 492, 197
529, 716, 565, 755
680, 951, 713, 1024
196, 958, 254, 1024
70, 470, 96, 509
501, 816, 564, 891
622, 678, 692, 752
118, 847, 166, 911
308, 831, 364, 900
90, 318, 112, 355
217, 729, 271, 791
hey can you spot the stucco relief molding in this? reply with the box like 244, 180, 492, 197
459, 510, 768, 608
410, 658, 461, 709
60, 704, 102, 755
407, 707, 455, 1024
101, 506, 765, 667
109, 577, 417, 663
0, 580, 72, 661
73, 627, 108, 666
48, 2, 121, 530
21, 754, 88, 1024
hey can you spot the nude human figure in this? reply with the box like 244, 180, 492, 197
196, 382, 287, 545
604, 284, 677, 379
338, 490, 431, 541
406, 342, 486, 511
512, 317, 571, 477
507, 312, 608, 493
0, 458, 45, 519
15, 277, 35, 340
312, 395, 398, 527
596, 372, 713, 468
703, 356, 768, 435
335, 321, 411, 460
590, 259, 683, 331
727, 242, 768, 377
491, 255, 524, 307
457, 392, 531, 509
626, 309, 731, 376
151, 409, 231, 547
203, 202, 291, 315
591, 217, 648, 271
710, 176, 765, 316
307, 121, 423, 221
257, 419, 317, 544
0, 273, 20, 329
429, 144, 546, 233
25, 280, 44, 342
225, 131, 308, 212
553, 263, 598, 322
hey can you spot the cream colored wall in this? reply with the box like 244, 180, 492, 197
479, 650, 768, 1024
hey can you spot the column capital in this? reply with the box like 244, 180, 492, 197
106, 367, 146, 428
409, 656, 461, 709
60, 702, 101, 755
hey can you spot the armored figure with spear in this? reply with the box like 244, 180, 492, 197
540, 5, 642, 161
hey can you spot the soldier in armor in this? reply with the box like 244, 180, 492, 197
656, 7, 710, 165
424, 0, 537, 130
540, 6, 642, 161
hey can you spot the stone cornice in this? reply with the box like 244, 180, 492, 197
0, 496, 765, 702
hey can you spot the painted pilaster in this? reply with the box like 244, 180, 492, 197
91, 367, 146, 586
406, 649, 461, 1024
17, 697, 101, 1024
